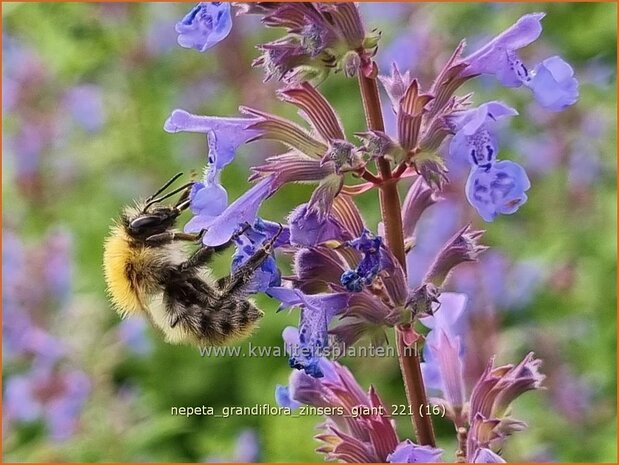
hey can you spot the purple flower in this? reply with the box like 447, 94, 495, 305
242, 3, 373, 81
466, 353, 545, 461
401, 177, 441, 249
164, 109, 260, 170
182, 125, 229, 234
267, 288, 349, 377
462, 13, 578, 110
463, 13, 545, 87
525, 56, 579, 111
340, 229, 386, 292
278, 336, 400, 462
466, 161, 531, 222
175, 2, 232, 52
63, 85, 106, 133
448, 102, 518, 169
118, 318, 153, 356
472, 448, 506, 463
193, 176, 279, 246
424, 225, 487, 287
275, 384, 301, 409
420, 293, 468, 422
379, 63, 412, 111
469, 352, 545, 421
288, 203, 350, 247
184, 179, 228, 233
231, 219, 282, 294
387, 439, 444, 463
5, 366, 90, 442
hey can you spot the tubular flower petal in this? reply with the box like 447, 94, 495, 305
465, 160, 531, 222
447, 102, 518, 169
164, 109, 261, 169
461, 13, 578, 110
176, 2, 233, 52
267, 288, 349, 378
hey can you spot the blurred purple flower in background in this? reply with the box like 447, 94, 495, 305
3, 228, 90, 442
63, 85, 106, 133
420, 293, 468, 422
5, 366, 90, 441
232, 429, 260, 463
118, 318, 153, 357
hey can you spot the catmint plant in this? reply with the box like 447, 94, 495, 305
165, 3, 578, 462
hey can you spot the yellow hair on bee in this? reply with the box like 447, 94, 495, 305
103, 224, 150, 317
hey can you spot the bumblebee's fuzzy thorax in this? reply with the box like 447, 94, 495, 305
103, 211, 186, 318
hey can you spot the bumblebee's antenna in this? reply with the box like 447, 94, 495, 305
146, 172, 184, 203
144, 182, 194, 212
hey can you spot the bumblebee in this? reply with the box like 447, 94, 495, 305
103, 173, 277, 347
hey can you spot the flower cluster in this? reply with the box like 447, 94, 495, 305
166, 3, 579, 461
238, 2, 381, 81
276, 327, 444, 463
419, 294, 545, 461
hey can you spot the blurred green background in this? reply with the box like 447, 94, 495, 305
2, 2, 617, 462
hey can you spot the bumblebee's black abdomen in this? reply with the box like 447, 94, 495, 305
161, 268, 263, 346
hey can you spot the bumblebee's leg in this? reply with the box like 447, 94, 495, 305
145, 231, 202, 246
180, 223, 254, 271
217, 227, 282, 295
181, 241, 234, 271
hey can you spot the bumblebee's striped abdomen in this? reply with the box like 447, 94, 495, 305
162, 273, 264, 346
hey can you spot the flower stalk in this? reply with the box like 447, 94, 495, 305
357, 71, 436, 447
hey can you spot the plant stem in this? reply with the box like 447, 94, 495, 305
358, 71, 436, 447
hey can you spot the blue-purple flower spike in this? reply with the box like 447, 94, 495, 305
160, 4, 576, 460
176, 3, 233, 52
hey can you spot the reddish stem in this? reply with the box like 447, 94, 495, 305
360, 169, 382, 184
357, 71, 436, 447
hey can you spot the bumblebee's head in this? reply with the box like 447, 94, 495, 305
122, 173, 193, 241
123, 206, 181, 240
